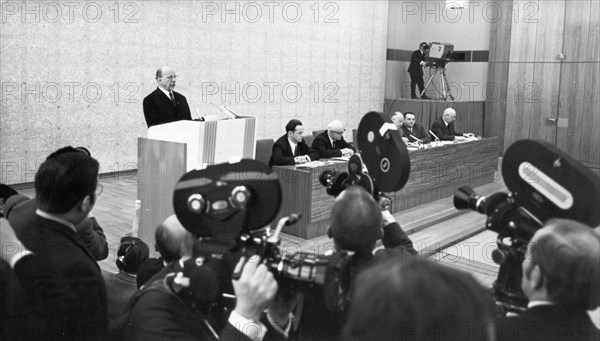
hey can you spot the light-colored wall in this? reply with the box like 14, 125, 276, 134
0, 0, 388, 184
386, 0, 493, 100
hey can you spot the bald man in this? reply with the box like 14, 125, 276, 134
430, 108, 471, 141
312, 120, 356, 158
136, 215, 196, 288
143, 66, 192, 128
497, 219, 600, 341
390, 112, 409, 142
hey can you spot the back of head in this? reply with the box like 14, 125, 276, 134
528, 219, 600, 310
155, 214, 195, 262
285, 119, 302, 133
116, 236, 150, 274
344, 258, 494, 341
329, 186, 382, 252
35, 152, 99, 214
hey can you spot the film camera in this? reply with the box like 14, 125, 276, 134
454, 140, 600, 312
320, 111, 411, 207
171, 159, 353, 312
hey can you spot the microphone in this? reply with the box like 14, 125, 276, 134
429, 130, 441, 141
409, 134, 423, 143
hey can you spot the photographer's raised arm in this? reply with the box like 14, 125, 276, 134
380, 210, 417, 255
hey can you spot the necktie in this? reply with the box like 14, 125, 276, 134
169, 91, 176, 105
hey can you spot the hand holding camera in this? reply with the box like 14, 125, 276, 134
232, 255, 278, 322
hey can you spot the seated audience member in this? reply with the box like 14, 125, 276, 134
294, 186, 417, 339
343, 257, 495, 341
4, 146, 109, 260
104, 236, 149, 322
312, 120, 356, 158
0, 184, 18, 217
269, 119, 319, 166
430, 107, 473, 141
497, 219, 600, 341
143, 66, 192, 128
136, 214, 195, 288
5, 152, 107, 340
401, 112, 431, 143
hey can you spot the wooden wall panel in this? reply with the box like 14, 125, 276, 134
484, 0, 513, 143
556, 0, 600, 171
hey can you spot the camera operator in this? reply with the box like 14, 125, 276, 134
121, 220, 286, 341
293, 186, 418, 339
408, 42, 430, 100
497, 219, 600, 341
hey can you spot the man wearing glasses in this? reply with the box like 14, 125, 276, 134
1, 151, 108, 340
143, 66, 192, 128
312, 120, 356, 159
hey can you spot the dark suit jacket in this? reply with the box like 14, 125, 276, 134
408, 49, 425, 75
5, 194, 108, 260
13, 214, 108, 340
143, 88, 192, 128
430, 117, 462, 141
312, 131, 356, 158
292, 222, 417, 340
269, 134, 319, 167
497, 305, 600, 341
103, 271, 138, 323
401, 123, 431, 143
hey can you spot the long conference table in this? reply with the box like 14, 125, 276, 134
138, 134, 500, 247
273, 137, 500, 239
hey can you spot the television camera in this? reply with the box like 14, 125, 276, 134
454, 140, 600, 312
421, 42, 466, 101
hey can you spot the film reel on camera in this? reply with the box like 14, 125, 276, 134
356, 111, 411, 193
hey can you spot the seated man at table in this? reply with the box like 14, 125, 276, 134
391, 112, 409, 142
269, 119, 319, 167
401, 112, 431, 143
430, 108, 474, 141
312, 120, 356, 159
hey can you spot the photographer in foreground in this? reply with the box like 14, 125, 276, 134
293, 186, 418, 340
122, 227, 283, 341
497, 218, 600, 341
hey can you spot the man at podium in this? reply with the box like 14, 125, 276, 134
143, 66, 192, 128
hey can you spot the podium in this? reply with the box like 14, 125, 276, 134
137, 118, 256, 253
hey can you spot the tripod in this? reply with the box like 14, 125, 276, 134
420, 63, 454, 101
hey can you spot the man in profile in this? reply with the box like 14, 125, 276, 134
312, 120, 356, 159
430, 107, 472, 141
401, 112, 431, 143
408, 42, 430, 100
7, 152, 108, 340
143, 66, 192, 128
391, 112, 409, 142
497, 219, 600, 341
269, 119, 319, 166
